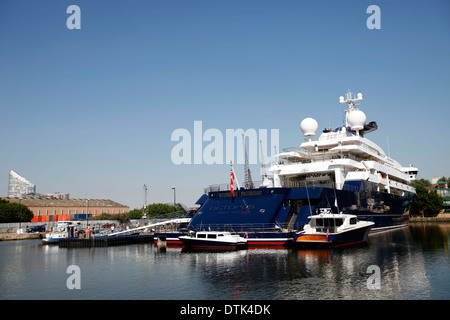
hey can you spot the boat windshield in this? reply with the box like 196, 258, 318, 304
315, 218, 344, 228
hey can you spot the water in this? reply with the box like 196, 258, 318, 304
0, 223, 449, 300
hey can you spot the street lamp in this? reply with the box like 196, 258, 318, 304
171, 186, 176, 211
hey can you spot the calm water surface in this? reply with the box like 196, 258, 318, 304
0, 223, 448, 300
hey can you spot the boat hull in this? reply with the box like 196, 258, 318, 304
179, 237, 246, 250
239, 231, 293, 248
154, 232, 187, 246
294, 224, 373, 248
190, 185, 413, 235
154, 231, 293, 248
42, 238, 61, 245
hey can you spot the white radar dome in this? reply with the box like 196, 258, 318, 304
300, 118, 318, 136
347, 109, 366, 131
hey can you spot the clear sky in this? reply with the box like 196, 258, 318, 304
0, 0, 449, 209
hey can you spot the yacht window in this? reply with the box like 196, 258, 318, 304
335, 218, 344, 227
315, 218, 324, 227
197, 234, 206, 238
324, 218, 334, 228
207, 234, 217, 239
350, 218, 357, 225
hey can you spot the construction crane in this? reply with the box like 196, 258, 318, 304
143, 184, 148, 218
259, 139, 268, 182
242, 133, 254, 189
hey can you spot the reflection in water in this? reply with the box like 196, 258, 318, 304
0, 224, 449, 299
186, 224, 448, 300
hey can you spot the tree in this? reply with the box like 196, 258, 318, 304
127, 203, 184, 219
437, 176, 450, 186
146, 203, 184, 217
413, 178, 431, 188
128, 209, 143, 219
0, 199, 34, 223
411, 185, 443, 217
91, 212, 130, 223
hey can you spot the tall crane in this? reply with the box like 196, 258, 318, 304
259, 139, 268, 182
242, 133, 254, 189
143, 184, 148, 218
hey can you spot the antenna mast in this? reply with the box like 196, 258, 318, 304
339, 90, 363, 126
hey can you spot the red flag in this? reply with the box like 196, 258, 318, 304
230, 170, 235, 197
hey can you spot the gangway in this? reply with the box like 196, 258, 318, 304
107, 218, 191, 237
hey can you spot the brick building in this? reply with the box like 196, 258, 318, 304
1, 198, 129, 222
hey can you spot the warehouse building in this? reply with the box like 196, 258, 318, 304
1, 197, 130, 222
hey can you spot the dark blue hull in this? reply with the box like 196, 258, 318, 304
239, 231, 293, 248
294, 225, 373, 248
179, 238, 246, 250
190, 183, 413, 237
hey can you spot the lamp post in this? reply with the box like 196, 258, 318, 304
171, 186, 176, 211
86, 199, 89, 230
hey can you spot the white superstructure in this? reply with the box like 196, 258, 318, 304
267, 91, 418, 196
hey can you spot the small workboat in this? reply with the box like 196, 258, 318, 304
294, 213, 374, 248
179, 231, 247, 250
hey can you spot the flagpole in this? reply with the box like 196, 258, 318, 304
230, 161, 240, 190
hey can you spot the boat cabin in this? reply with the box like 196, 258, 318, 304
191, 231, 232, 239
306, 214, 359, 234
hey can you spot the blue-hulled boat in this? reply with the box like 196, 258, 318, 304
164, 91, 418, 247
294, 213, 375, 248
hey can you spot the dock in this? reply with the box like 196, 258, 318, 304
0, 232, 46, 241
59, 234, 154, 248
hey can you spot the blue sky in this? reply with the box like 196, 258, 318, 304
0, 0, 449, 209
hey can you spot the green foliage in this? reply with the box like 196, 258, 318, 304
133, 203, 184, 219
411, 185, 443, 216
90, 203, 183, 222
147, 203, 181, 217
413, 178, 432, 188
0, 199, 34, 223
91, 212, 130, 223
437, 176, 450, 185
128, 209, 143, 219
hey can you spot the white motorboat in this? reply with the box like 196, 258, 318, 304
294, 212, 374, 248
42, 221, 81, 244
179, 231, 248, 250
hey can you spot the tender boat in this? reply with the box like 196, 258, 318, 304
179, 231, 248, 250
294, 212, 375, 248
42, 221, 81, 244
